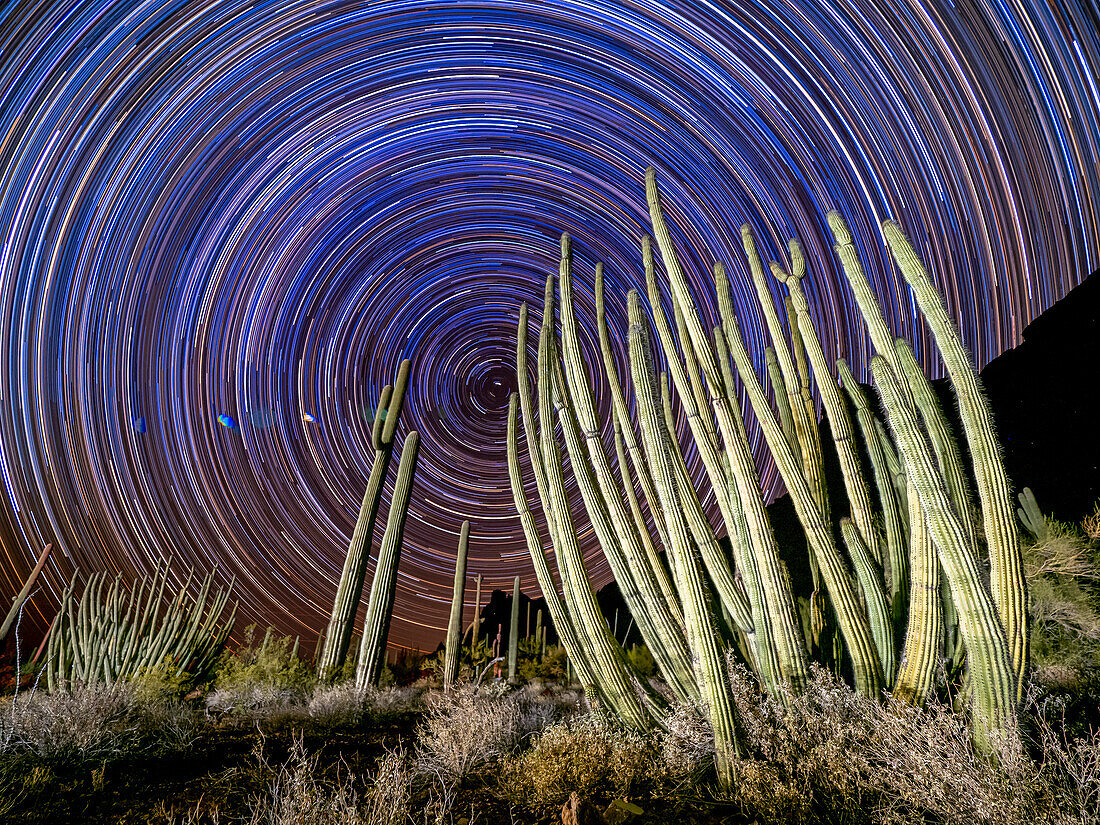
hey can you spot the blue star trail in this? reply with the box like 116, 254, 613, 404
0, 0, 1097, 650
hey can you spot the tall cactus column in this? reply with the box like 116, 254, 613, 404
319, 360, 411, 682
356, 430, 421, 688
507, 576, 521, 684
444, 521, 471, 691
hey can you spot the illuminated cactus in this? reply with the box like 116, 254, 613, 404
356, 430, 420, 688
507, 576, 521, 684
507, 168, 1029, 767
443, 520, 471, 691
45, 561, 235, 690
319, 360, 411, 682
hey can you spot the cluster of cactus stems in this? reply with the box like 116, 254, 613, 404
508, 167, 1029, 782
44, 560, 236, 691
318, 359, 414, 683
443, 520, 471, 691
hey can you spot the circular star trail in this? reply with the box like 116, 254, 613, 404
1, 0, 1098, 652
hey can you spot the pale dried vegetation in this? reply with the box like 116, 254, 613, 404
415, 683, 581, 781
246, 735, 364, 825
0, 682, 201, 765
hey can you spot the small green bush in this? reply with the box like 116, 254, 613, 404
212, 625, 315, 694
128, 658, 191, 703
500, 713, 665, 807
1023, 518, 1100, 689
626, 644, 656, 679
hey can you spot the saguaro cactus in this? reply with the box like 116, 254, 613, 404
444, 520, 471, 691
507, 576, 521, 684
319, 360, 411, 681
356, 430, 420, 688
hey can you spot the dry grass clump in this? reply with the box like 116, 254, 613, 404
416, 683, 579, 782
307, 683, 424, 727
500, 713, 665, 807
205, 684, 304, 721
718, 663, 1100, 825
0, 682, 201, 766
246, 735, 364, 825
659, 701, 715, 784
363, 746, 415, 825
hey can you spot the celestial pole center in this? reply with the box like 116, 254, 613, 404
0, 0, 1097, 651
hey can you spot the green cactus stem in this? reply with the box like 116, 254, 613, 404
444, 520, 471, 691
319, 360, 411, 681
881, 220, 1027, 700
508, 576, 521, 684
356, 430, 420, 688
628, 289, 741, 785
873, 356, 1015, 747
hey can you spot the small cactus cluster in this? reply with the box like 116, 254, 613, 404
318, 359, 420, 685
44, 560, 235, 690
507, 168, 1028, 783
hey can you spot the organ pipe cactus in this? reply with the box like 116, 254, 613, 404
319, 360, 411, 682
45, 561, 235, 691
508, 167, 1029, 763
444, 520, 471, 691
356, 430, 420, 688
881, 221, 1028, 700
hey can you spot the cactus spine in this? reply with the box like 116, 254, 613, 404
319, 360, 411, 682
356, 430, 420, 688
444, 520, 470, 691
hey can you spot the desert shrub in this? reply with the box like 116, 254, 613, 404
500, 712, 665, 807
717, 663, 1082, 825
417, 683, 577, 782
205, 684, 304, 721
307, 682, 425, 727
247, 735, 364, 825
517, 643, 567, 683
213, 625, 314, 695
128, 658, 192, 703
0, 682, 202, 769
659, 701, 715, 784
363, 746, 414, 825
1024, 521, 1100, 688
205, 626, 317, 721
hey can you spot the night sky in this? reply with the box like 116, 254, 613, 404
1, 0, 1098, 653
